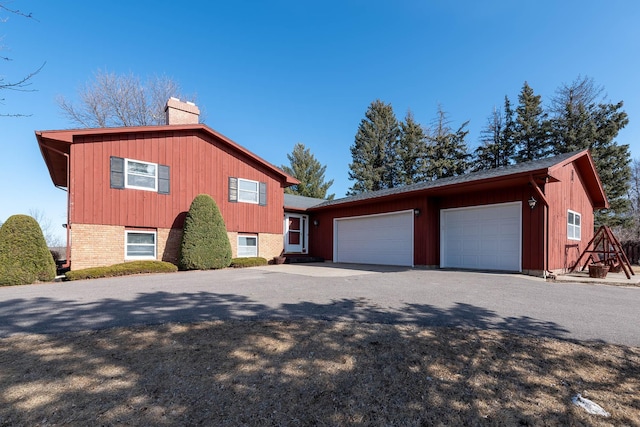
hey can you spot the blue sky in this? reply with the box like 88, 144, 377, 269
2, 1, 639, 243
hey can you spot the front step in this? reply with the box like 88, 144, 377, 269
284, 256, 324, 264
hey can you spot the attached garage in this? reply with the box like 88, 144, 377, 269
440, 202, 522, 272
333, 210, 414, 266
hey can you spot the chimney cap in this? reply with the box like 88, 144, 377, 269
165, 97, 200, 125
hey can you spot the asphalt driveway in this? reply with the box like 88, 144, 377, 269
0, 264, 638, 346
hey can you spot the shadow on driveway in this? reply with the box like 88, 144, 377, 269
0, 290, 570, 340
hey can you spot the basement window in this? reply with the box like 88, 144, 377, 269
237, 235, 258, 257
567, 210, 581, 240
125, 230, 157, 259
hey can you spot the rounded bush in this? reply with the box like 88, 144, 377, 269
0, 214, 57, 286
179, 194, 232, 270
65, 260, 178, 281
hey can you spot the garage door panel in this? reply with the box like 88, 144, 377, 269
335, 211, 413, 267
441, 203, 521, 272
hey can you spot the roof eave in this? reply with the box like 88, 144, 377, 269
35, 125, 300, 187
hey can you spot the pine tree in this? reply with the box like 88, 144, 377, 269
550, 76, 600, 153
396, 111, 428, 185
424, 105, 470, 180
590, 102, 631, 227
474, 107, 504, 171
282, 143, 335, 200
549, 76, 631, 227
348, 100, 400, 195
503, 96, 517, 161
474, 97, 516, 171
513, 82, 551, 163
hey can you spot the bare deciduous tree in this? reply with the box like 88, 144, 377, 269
29, 208, 63, 248
1, 3, 45, 117
57, 70, 194, 127
624, 159, 640, 240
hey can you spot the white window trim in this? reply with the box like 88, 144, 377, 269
125, 230, 157, 260
237, 234, 258, 258
567, 210, 582, 241
237, 178, 259, 204
125, 158, 158, 192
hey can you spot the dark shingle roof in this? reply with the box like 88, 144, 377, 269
284, 194, 327, 210
312, 151, 584, 209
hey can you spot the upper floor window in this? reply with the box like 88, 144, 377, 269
238, 178, 259, 204
568, 210, 581, 240
126, 159, 157, 191
110, 156, 170, 194
228, 177, 267, 206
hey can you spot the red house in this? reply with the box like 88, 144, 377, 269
37, 98, 298, 270
305, 150, 607, 277
37, 98, 607, 277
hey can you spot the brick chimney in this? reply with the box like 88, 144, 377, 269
165, 97, 200, 125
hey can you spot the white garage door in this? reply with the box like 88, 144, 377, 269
441, 202, 521, 272
334, 210, 414, 266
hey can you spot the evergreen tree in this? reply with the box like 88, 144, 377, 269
474, 97, 516, 171
396, 111, 429, 185
425, 105, 470, 180
348, 100, 400, 195
550, 75, 600, 153
474, 107, 504, 171
590, 102, 631, 227
282, 143, 335, 200
502, 96, 517, 161
513, 82, 551, 163
549, 76, 631, 227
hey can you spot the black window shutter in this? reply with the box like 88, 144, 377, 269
158, 165, 170, 194
110, 156, 125, 189
259, 182, 267, 206
229, 177, 238, 202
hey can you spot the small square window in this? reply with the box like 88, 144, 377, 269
125, 159, 158, 191
238, 235, 258, 257
125, 231, 157, 259
567, 210, 581, 240
238, 179, 259, 204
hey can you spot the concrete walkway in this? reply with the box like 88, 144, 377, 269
0, 264, 638, 346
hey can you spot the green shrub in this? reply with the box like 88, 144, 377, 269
230, 257, 268, 268
0, 215, 56, 286
65, 260, 178, 281
179, 194, 232, 270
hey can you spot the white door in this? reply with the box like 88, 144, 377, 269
440, 202, 521, 272
284, 213, 308, 253
334, 210, 414, 266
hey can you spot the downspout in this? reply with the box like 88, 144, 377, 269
39, 143, 71, 269
529, 175, 549, 278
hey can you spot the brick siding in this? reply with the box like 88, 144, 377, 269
71, 223, 283, 270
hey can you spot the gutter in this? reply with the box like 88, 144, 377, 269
529, 175, 549, 278
38, 142, 71, 269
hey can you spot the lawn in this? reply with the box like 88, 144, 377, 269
0, 320, 638, 426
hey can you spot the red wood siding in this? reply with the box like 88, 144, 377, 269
435, 185, 544, 271
310, 159, 595, 273
545, 162, 595, 271
69, 131, 285, 234
308, 195, 432, 266
309, 184, 546, 271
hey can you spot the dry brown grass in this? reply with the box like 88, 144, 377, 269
1, 320, 638, 426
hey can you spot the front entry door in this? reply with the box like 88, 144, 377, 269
285, 214, 308, 254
